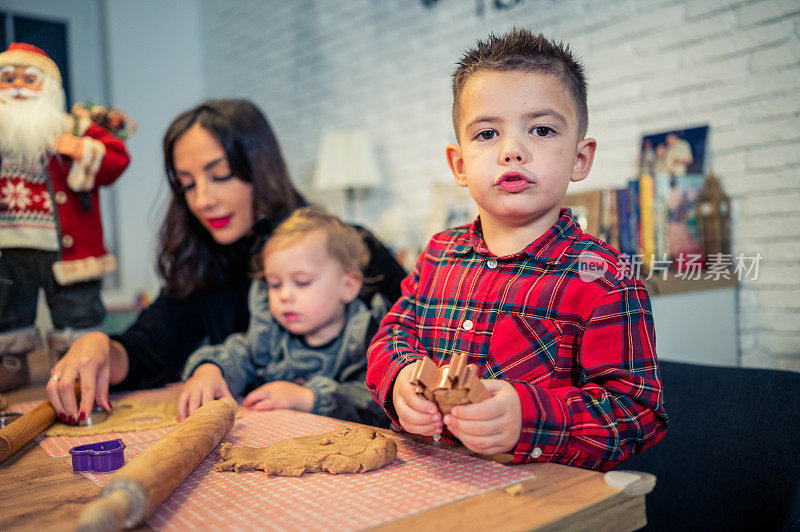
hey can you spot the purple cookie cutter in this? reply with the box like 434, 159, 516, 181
69, 439, 126, 472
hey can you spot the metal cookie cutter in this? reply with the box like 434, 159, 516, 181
0, 412, 23, 428
69, 439, 126, 472
77, 405, 109, 427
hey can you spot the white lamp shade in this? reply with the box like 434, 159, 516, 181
312, 129, 381, 191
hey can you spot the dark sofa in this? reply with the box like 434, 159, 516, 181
617, 360, 800, 531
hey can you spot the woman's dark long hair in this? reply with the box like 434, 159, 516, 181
158, 99, 305, 299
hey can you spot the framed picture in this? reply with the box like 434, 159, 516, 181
639, 125, 709, 177
563, 189, 603, 236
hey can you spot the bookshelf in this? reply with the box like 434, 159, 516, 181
646, 274, 739, 367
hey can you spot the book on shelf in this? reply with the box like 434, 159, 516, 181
627, 178, 640, 257
600, 188, 619, 251
616, 186, 631, 256
639, 174, 655, 268
653, 174, 670, 260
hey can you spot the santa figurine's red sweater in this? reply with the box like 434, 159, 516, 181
0, 117, 130, 284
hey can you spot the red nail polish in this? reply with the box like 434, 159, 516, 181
78, 411, 86, 421
58, 413, 67, 423
68, 416, 76, 425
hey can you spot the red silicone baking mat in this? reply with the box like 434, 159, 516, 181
12, 391, 535, 531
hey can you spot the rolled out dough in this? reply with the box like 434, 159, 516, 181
215, 425, 397, 477
46, 399, 179, 436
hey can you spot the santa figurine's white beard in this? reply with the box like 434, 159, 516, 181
0, 76, 67, 166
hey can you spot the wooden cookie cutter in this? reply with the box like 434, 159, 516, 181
409, 353, 491, 414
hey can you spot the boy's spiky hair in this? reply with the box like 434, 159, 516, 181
452, 28, 589, 140
258, 206, 369, 278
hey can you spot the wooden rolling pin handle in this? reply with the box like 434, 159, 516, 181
77, 396, 237, 530
77, 490, 133, 532
0, 382, 81, 463
0, 401, 56, 462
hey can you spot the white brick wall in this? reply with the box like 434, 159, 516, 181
200, 0, 800, 371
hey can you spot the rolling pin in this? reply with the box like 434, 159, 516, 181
0, 382, 81, 463
77, 396, 237, 531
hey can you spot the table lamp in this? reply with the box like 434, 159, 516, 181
312, 129, 381, 219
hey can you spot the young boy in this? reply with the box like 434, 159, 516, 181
180, 207, 389, 428
366, 29, 667, 471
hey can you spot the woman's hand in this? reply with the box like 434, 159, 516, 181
392, 362, 443, 437
178, 364, 233, 420
242, 381, 314, 412
46, 332, 126, 424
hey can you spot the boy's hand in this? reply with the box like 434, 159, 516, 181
443, 379, 522, 455
242, 381, 314, 412
178, 363, 233, 420
392, 362, 443, 436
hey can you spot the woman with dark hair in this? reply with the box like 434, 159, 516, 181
46, 99, 406, 422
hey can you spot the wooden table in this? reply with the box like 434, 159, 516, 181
0, 385, 649, 532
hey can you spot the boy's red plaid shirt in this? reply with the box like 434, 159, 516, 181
367, 210, 668, 471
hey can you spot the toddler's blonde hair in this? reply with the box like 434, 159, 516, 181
259, 206, 369, 277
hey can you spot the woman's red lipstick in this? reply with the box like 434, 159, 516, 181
207, 215, 233, 229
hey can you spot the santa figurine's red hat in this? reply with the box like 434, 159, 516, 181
0, 42, 61, 82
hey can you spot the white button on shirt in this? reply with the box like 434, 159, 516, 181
462, 319, 473, 331
486, 258, 498, 269
531, 447, 543, 459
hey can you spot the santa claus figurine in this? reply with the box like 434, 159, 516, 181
0, 43, 130, 392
